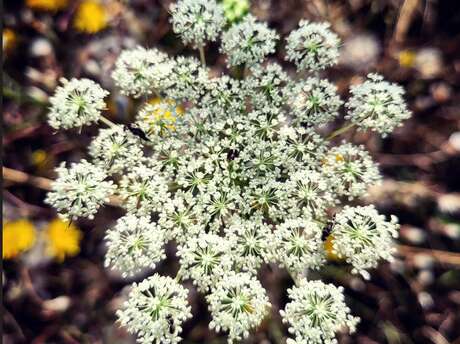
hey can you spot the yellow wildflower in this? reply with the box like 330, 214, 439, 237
2, 219, 37, 259
73, 0, 108, 34
31, 149, 54, 172
44, 218, 82, 262
398, 50, 416, 68
324, 234, 342, 261
26, 0, 68, 11
3, 28, 17, 54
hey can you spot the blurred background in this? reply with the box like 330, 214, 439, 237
2, 0, 460, 343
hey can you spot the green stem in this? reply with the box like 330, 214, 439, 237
198, 46, 206, 66
326, 122, 356, 140
175, 268, 184, 282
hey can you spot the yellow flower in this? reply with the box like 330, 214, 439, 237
44, 218, 82, 262
26, 0, 68, 11
398, 50, 416, 68
73, 0, 108, 34
31, 149, 54, 173
3, 219, 37, 259
324, 234, 342, 261
3, 28, 17, 54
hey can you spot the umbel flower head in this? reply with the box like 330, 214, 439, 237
46, 2, 412, 343
221, 14, 279, 67
345, 73, 412, 137
289, 77, 343, 125
224, 215, 274, 273
117, 274, 192, 344
330, 205, 399, 279
48, 78, 108, 130
207, 272, 270, 343
323, 143, 381, 199
111, 47, 175, 98
104, 215, 166, 277
89, 125, 144, 174
281, 279, 359, 344
45, 160, 115, 220
286, 20, 340, 71
273, 218, 325, 276
177, 233, 232, 292
170, 0, 226, 48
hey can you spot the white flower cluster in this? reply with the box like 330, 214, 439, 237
170, 0, 226, 48
45, 160, 115, 220
89, 125, 143, 174
281, 279, 359, 344
221, 14, 279, 67
104, 214, 166, 277
346, 73, 412, 137
48, 78, 108, 130
330, 205, 400, 279
207, 272, 270, 343
111, 47, 175, 98
117, 274, 192, 344
46, 3, 411, 343
289, 77, 343, 125
286, 20, 340, 71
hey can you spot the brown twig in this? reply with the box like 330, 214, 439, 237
393, 0, 420, 44
397, 244, 460, 267
3, 167, 122, 207
3, 167, 53, 190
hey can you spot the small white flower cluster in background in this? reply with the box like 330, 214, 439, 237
170, 0, 226, 48
281, 279, 360, 344
346, 73, 412, 136
46, 0, 411, 343
48, 78, 109, 130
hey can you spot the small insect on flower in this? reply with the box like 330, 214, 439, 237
48, 78, 109, 130
44, 218, 82, 262
221, 14, 279, 67
170, 0, 226, 48
207, 272, 270, 343
117, 274, 192, 344
2, 219, 37, 259
281, 279, 359, 344
286, 20, 340, 72
73, 0, 108, 34
345, 73, 411, 137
